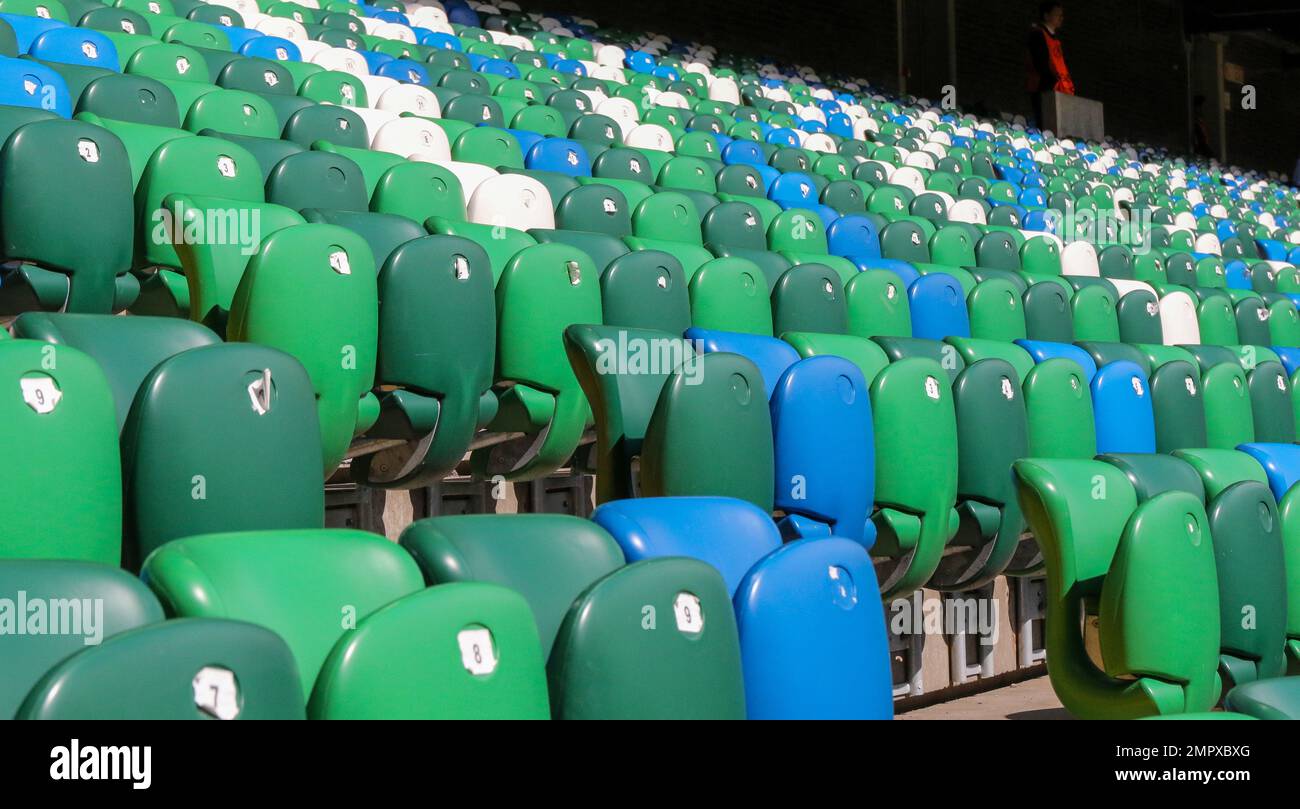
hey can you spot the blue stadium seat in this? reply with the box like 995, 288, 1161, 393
770, 356, 874, 545
526, 137, 591, 177
684, 327, 800, 399
1015, 339, 1099, 383
0, 56, 69, 116
1236, 443, 1300, 503
592, 496, 780, 596
1091, 361, 1156, 454
734, 538, 893, 720
29, 27, 119, 71
908, 272, 970, 340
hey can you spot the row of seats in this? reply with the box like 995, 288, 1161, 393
8, 502, 892, 719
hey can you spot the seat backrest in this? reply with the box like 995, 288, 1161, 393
1248, 361, 1295, 443
770, 356, 874, 543
845, 269, 911, 338
826, 213, 882, 260
683, 327, 799, 400
0, 340, 121, 565
18, 617, 305, 720
565, 324, 694, 503
1202, 361, 1254, 449
1023, 357, 1098, 459
879, 219, 930, 263
735, 538, 893, 719
136, 135, 264, 269
264, 150, 368, 213
1115, 286, 1163, 344
909, 272, 971, 340
1022, 280, 1075, 342
1091, 360, 1156, 455
477, 242, 601, 481
631, 190, 701, 243
1236, 297, 1273, 347
640, 350, 775, 510
1150, 360, 1207, 452
309, 583, 551, 719
702, 199, 767, 249
687, 256, 775, 335
356, 235, 495, 487
0, 560, 163, 718
1013, 458, 1219, 717
1069, 281, 1120, 342
399, 514, 624, 658
121, 343, 325, 562
547, 557, 746, 719
1, 119, 133, 312
598, 250, 690, 335
227, 223, 378, 475
0, 54, 70, 116
142, 529, 424, 701
1097, 490, 1221, 713
12, 312, 220, 430
771, 262, 848, 336
943, 357, 1029, 587
555, 183, 631, 235
1159, 290, 1202, 345
966, 278, 1026, 341
466, 171, 554, 230
592, 496, 781, 596
167, 196, 305, 328
869, 356, 959, 598
371, 160, 465, 223
1203, 480, 1290, 682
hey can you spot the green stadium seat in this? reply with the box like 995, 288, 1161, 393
0, 340, 121, 565
227, 223, 378, 475
400, 513, 624, 658
0, 560, 163, 718
141, 528, 424, 703
17, 618, 306, 719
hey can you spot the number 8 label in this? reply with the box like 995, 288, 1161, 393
457, 627, 498, 675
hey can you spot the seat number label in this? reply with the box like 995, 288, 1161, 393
20, 376, 61, 414
673, 592, 704, 634
457, 627, 498, 675
193, 666, 241, 720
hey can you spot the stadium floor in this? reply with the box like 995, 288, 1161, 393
899, 674, 1070, 720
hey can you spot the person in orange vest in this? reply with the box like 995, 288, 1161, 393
1026, 1, 1076, 127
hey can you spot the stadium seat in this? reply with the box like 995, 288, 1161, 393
547, 557, 746, 719
592, 496, 780, 595
0, 339, 121, 565
0, 119, 134, 314
770, 355, 874, 543
1, 560, 163, 718
119, 343, 325, 562
227, 223, 379, 475
310, 582, 550, 719
470, 242, 600, 482
1013, 459, 1221, 718
400, 514, 625, 658
18, 618, 306, 720
735, 538, 893, 719
142, 529, 425, 703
